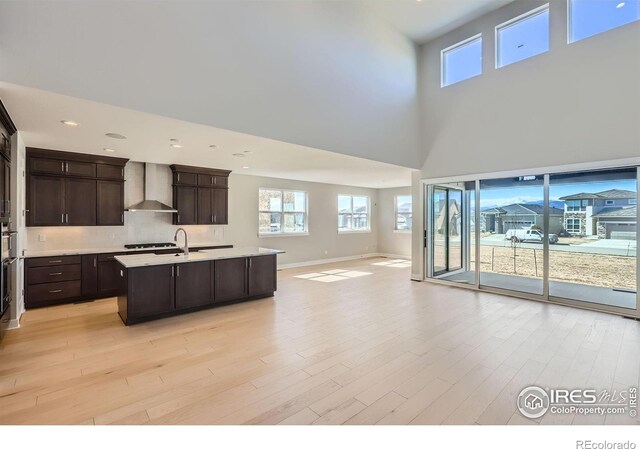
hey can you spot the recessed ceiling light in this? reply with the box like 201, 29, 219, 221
170, 144, 183, 148
209, 145, 218, 149
106, 133, 127, 139
616, 2, 625, 8
103, 148, 115, 153
242, 166, 249, 169
61, 120, 79, 127
232, 153, 246, 157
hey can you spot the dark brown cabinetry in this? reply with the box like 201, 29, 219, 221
26, 148, 128, 227
171, 165, 230, 225
175, 261, 213, 310
214, 257, 249, 302
97, 180, 124, 225
118, 253, 278, 325
248, 255, 277, 296
128, 265, 175, 319
81, 254, 98, 296
25, 256, 82, 308
174, 186, 198, 225
97, 253, 125, 296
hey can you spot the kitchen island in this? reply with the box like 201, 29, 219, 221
115, 247, 284, 325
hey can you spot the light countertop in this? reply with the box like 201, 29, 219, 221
115, 247, 284, 268
23, 242, 230, 258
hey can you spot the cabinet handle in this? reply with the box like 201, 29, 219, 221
49, 260, 62, 263
213, 177, 216, 185
249, 258, 252, 268
177, 174, 180, 182
66, 213, 69, 223
48, 289, 62, 293
121, 167, 124, 177
94, 257, 97, 268
61, 162, 64, 172
176, 266, 180, 277
61, 213, 64, 223
121, 213, 124, 223
49, 272, 63, 276
177, 215, 180, 223
171, 266, 174, 277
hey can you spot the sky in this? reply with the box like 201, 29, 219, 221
446, 0, 639, 86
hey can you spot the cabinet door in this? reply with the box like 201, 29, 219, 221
30, 157, 65, 175
97, 180, 124, 225
28, 175, 65, 226
98, 259, 122, 296
212, 189, 228, 224
129, 265, 174, 318
197, 174, 214, 186
197, 187, 213, 224
175, 172, 198, 186
0, 157, 6, 220
248, 255, 277, 296
213, 176, 228, 187
175, 261, 212, 310
65, 161, 96, 178
214, 258, 248, 302
81, 254, 98, 296
66, 178, 97, 226
174, 186, 197, 225
96, 164, 124, 180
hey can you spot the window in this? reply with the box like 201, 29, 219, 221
259, 188, 307, 235
566, 218, 581, 233
395, 195, 413, 231
566, 199, 587, 211
338, 195, 370, 232
569, 0, 640, 43
630, 199, 637, 205
496, 5, 550, 68
441, 34, 482, 87
605, 199, 615, 205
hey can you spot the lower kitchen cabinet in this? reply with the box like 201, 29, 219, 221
129, 265, 174, 318
248, 255, 277, 296
81, 254, 98, 296
97, 253, 125, 296
175, 261, 212, 310
214, 257, 249, 302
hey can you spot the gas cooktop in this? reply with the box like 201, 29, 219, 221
124, 242, 177, 249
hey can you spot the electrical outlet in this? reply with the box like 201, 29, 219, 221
110, 233, 116, 240
324, 250, 328, 255
38, 234, 46, 242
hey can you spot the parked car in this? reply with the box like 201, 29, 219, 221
505, 228, 558, 244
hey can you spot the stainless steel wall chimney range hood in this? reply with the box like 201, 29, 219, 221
125, 163, 177, 213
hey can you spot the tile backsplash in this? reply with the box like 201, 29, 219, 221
25, 162, 226, 252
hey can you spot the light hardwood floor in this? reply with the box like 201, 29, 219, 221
1, 257, 639, 425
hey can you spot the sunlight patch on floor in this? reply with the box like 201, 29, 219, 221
294, 270, 373, 282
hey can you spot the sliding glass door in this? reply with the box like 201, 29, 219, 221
548, 168, 637, 310
425, 165, 639, 316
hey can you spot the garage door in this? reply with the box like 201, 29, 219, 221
607, 223, 637, 240
503, 221, 533, 232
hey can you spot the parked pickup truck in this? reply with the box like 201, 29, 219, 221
505, 229, 558, 244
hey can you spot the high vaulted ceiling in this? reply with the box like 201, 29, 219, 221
360, 0, 514, 43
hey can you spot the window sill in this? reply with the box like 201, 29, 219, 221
258, 232, 309, 238
393, 230, 412, 234
338, 230, 371, 234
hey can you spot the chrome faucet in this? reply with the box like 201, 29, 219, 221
174, 227, 189, 256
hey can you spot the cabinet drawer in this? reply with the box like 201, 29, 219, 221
198, 174, 228, 187
28, 264, 81, 285
26, 255, 81, 268
97, 164, 125, 180
27, 281, 82, 305
30, 157, 65, 175
98, 252, 126, 262
174, 172, 198, 186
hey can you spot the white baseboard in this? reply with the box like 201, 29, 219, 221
278, 252, 410, 270
5, 318, 20, 330
410, 274, 423, 281
377, 253, 410, 260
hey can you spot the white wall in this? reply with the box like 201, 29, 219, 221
419, 0, 640, 179
0, 0, 420, 169
376, 187, 412, 258
25, 163, 380, 267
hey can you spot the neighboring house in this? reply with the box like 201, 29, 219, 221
559, 189, 637, 239
480, 203, 564, 234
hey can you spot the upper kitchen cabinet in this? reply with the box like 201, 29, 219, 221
26, 148, 128, 227
0, 100, 16, 224
170, 165, 230, 225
